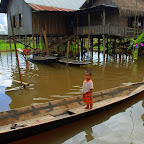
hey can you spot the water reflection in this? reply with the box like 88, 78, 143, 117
0, 52, 144, 111
84, 127, 94, 142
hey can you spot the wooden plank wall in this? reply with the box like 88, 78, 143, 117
32, 12, 67, 36
7, 0, 32, 36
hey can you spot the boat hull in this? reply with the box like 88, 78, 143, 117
0, 82, 144, 143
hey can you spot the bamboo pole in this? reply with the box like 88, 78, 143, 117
0, 72, 29, 86
66, 41, 70, 67
43, 29, 49, 55
9, 12, 23, 86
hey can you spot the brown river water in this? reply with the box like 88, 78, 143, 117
0, 52, 144, 144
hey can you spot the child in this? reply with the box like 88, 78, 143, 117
23, 46, 30, 55
83, 70, 94, 109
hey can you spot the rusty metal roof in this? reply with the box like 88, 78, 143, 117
29, 4, 75, 12
24, 0, 86, 10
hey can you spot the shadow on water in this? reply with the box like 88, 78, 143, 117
10, 92, 144, 144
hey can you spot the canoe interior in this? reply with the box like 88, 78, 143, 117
28, 56, 59, 63
58, 58, 90, 65
0, 82, 144, 130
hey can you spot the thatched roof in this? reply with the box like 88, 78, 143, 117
82, 0, 144, 17
113, 0, 144, 16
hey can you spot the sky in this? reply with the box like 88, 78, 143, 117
0, 13, 7, 26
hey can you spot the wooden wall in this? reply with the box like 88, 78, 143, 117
78, 8, 119, 27
32, 12, 67, 36
7, 0, 32, 36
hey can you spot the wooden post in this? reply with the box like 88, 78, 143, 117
40, 32, 44, 50
88, 35, 90, 54
43, 29, 49, 55
88, 13, 91, 53
103, 8, 106, 58
36, 37, 38, 48
81, 38, 84, 58
90, 37, 93, 59
66, 41, 70, 67
26, 35, 27, 46
9, 12, 23, 86
32, 35, 35, 50
106, 38, 109, 55
77, 36, 80, 57
9, 37, 12, 52
119, 38, 122, 58
98, 38, 100, 53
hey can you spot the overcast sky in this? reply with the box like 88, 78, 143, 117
0, 13, 7, 26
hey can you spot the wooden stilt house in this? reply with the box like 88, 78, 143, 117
75, 0, 144, 38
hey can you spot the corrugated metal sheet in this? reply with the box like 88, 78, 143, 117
24, 0, 86, 10
29, 4, 74, 11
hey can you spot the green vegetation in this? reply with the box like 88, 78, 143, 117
0, 40, 25, 51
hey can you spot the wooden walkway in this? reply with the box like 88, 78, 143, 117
76, 24, 144, 38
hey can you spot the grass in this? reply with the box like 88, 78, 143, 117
0, 38, 108, 53
0, 40, 25, 51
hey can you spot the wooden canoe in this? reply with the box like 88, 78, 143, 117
28, 56, 59, 64
0, 81, 144, 143
58, 58, 90, 66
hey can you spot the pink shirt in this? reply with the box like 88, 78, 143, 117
82, 79, 94, 94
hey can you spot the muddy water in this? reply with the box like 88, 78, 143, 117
1, 52, 144, 144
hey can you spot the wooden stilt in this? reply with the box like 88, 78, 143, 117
43, 30, 49, 55
24, 36, 26, 45
98, 38, 100, 54
40, 32, 44, 50
90, 37, 93, 59
103, 8, 106, 59
88, 35, 90, 53
32, 35, 35, 50
81, 38, 84, 58
9, 37, 12, 53
36, 37, 38, 48
106, 38, 109, 55
119, 38, 122, 58
26, 35, 27, 46
98, 38, 100, 59
77, 36, 80, 58
66, 41, 70, 67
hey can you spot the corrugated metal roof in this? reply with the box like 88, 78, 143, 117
29, 4, 74, 11
24, 0, 86, 10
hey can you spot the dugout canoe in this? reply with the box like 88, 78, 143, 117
28, 56, 59, 64
0, 81, 144, 143
58, 58, 90, 66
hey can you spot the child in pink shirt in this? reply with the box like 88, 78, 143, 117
83, 71, 94, 109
